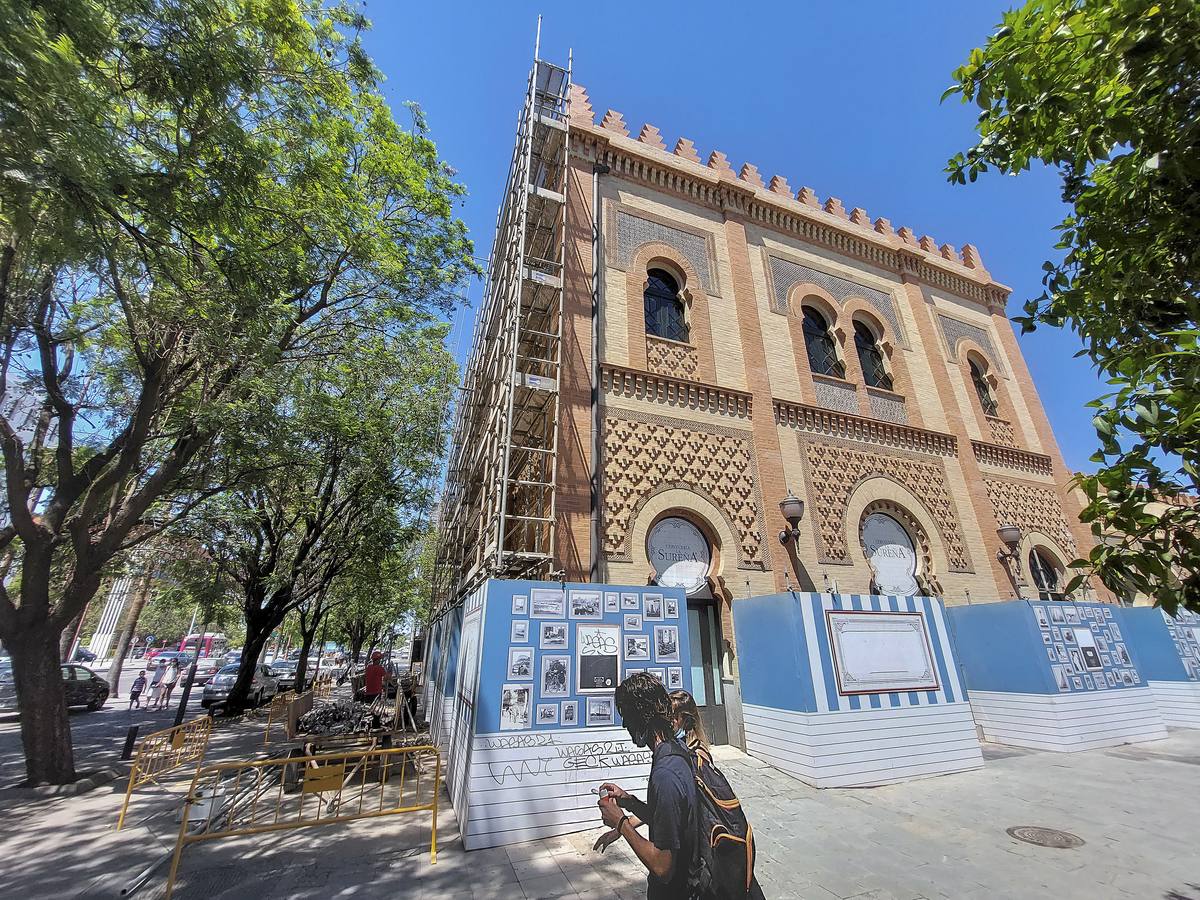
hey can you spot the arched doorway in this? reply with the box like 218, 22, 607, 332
646, 514, 728, 744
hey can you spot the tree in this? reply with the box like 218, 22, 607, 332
327, 543, 426, 666
0, 0, 473, 782
945, 0, 1200, 613
190, 327, 454, 710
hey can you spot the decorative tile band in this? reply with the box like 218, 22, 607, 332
615, 211, 714, 292
867, 387, 909, 425
938, 313, 1006, 375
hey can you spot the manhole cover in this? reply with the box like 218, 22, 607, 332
1005, 825, 1085, 849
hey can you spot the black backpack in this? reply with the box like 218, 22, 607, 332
662, 741, 757, 900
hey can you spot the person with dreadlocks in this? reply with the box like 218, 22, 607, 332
595, 673, 695, 899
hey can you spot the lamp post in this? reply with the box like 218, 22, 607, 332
778, 490, 805, 545
996, 524, 1024, 599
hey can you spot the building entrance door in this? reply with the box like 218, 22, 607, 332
686, 601, 728, 745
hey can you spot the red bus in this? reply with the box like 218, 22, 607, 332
179, 633, 227, 658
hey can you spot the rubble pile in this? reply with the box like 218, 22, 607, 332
297, 700, 391, 736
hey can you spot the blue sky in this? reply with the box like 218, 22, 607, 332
359, 1, 1103, 474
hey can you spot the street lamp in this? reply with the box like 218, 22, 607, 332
996, 524, 1024, 597
778, 490, 805, 545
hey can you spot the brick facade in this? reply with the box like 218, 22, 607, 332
555, 85, 1110, 666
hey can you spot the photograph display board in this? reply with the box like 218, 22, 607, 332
826, 610, 939, 695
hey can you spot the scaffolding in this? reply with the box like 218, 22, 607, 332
432, 37, 571, 616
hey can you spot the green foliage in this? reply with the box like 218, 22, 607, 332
946, 0, 1200, 613
0, 0, 475, 779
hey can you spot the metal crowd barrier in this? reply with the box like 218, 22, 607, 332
262, 691, 296, 745
116, 716, 213, 830
163, 744, 440, 899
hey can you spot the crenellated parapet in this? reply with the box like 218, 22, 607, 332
566, 83, 1003, 302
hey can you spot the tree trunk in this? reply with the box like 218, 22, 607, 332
58, 607, 84, 662
106, 571, 154, 696
227, 624, 271, 712
294, 622, 319, 694
9, 626, 76, 785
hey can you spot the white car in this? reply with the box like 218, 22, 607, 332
201, 663, 279, 708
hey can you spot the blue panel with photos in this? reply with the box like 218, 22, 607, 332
948, 600, 1147, 695
473, 579, 691, 734
1118, 606, 1200, 683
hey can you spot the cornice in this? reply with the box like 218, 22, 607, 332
601, 365, 753, 420
774, 398, 958, 457
971, 440, 1054, 477
569, 97, 1010, 314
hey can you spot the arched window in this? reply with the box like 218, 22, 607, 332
643, 269, 688, 343
969, 358, 999, 416
802, 307, 844, 378
1028, 548, 1061, 594
853, 320, 893, 390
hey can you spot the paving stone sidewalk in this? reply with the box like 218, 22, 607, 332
2, 724, 1198, 899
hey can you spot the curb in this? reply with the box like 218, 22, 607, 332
3, 766, 124, 799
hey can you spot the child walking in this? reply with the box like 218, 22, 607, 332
129, 670, 148, 709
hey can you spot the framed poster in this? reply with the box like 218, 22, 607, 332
643, 593, 665, 621
500, 684, 531, 731
576, 622, 620, 693
654, 625, 681, 663
825, 610, 939, 695
586, 695, 615, 726
539, 621, 568, 650
512, 595, 528, 615
561, 700, 579, 726
621, 592, 640, 610
667, 667, 684, 689
1033, 605, 1050, 629
624, 633, 650, 661
511, 620, 529, 643
1073, 628, 1102, 670
536, 703, 559, 725
604, 592, 620, 612
507, 647, 534, 681
540, 654, 570, 698
531, 588, 566, 619
569, 589, 603, 619
623, 614, 642, 632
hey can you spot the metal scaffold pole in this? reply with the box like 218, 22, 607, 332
432, 28, 571, 619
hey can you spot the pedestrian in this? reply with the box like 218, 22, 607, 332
158, 660, 180, 709
593, 689, 708, 854
129, 670, 148, 710
594, 673, 695, 899
148, 662, 166, 707
356, 651, 389, 703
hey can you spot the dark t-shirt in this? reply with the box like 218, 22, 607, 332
646, 740, 694, 900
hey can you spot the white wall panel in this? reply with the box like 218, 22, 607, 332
1147, 680, 1200, 729
968, 688, 1167, 751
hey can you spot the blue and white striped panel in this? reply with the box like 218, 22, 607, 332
798, 593, 964, 713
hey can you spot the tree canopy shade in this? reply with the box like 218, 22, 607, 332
945, 0, 1200, 613
0, 0, 475, 782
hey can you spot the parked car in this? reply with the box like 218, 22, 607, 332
189, 657, 225, 685
202, 664, 279, 709
0, 664, 108, 712
269, 659, 298, 691
223, 650, 242, 667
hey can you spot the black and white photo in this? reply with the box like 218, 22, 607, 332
512, 594, 528, 615
646, 668, 665, 684
1121, 669, 1134, 686
667, 667, 684, 689
569, 589, 603, 619
654, 624, 680, 662
604, 592, 620, 613
621, 592, 640, 610
1033, 605, 1050, 629
624, 633, 650, 661
1051, 664, 1069, 691
540, 654, 570, 698
665, 598, 679, 618
643, 593, 664, 621
1106, 670, 1117, 687
531, 588, 566, 619
1071, 676, 1083, 690
536, 703, 559, 725
508, 647, 534, 680
1050, 605, 1066, 624
1064, 606, 1080, 625
540, 621, 568, 650
511, 620, 529, 643
1115, 643, 1131, 665
561, 700, 578, 725
1109, 623, 1122, 641
623, 613, 642, 631
500, 684, 531, 731
1069, 647, 1085, 673
586, 695, 615, 727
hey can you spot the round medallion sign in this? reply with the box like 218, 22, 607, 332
862, 513, 919, 596
647, 518, 711, 594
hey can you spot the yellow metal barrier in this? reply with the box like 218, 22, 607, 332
163, 744, 440, 899
262, 691, 296, 745
115, 716, 212, 830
